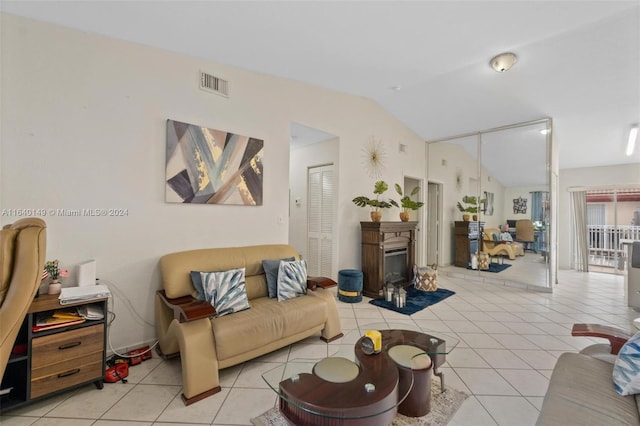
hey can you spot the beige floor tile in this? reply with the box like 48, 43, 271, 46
512, 350, 561, 370
139, 358, 182, 385
476, 349, 531, 369
155, 388, 229, 423
213, 388, 276, 425
31, 419, 94, 426
455, 368, 519, 395
476, 395, 540, 426
446, 348, 491, 368
448, 396, 498, 426
0, 417, 38, 426
46, 382, 133, 418
497, 369, 550, 396
101, 384, 180, 422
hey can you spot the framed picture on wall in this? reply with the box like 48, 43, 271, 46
513, 196, 527, 214
165, 119, 264, 205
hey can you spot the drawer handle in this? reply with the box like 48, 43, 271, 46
58, 368, 80, 378
58, 341, 82, 350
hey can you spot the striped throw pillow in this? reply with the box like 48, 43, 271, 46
613, 332, 640, 395
277, 260, 307, 301
200, 268, 250, 317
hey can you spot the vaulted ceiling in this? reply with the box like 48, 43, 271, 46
2, 1, 639, 170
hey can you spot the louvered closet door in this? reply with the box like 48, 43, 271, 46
307, 165, 334, 277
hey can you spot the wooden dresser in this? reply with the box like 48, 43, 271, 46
454, 221, 484, 268
0, 294, 107, 411
360, 221, 417, 298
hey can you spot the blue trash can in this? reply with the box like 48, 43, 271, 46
338, 269, 363, 303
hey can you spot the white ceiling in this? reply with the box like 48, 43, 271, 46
2, 1, 639, 171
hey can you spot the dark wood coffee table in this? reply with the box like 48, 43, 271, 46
262, 327, 456, 425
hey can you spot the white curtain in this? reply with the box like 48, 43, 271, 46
571, 191, 589, 272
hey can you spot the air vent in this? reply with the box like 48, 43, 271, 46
200, 72, 229, 97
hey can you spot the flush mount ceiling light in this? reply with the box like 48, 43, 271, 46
490, 52, 518, 72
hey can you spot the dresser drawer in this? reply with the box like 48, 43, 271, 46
32, 324, 104, 369
30, 359, 103, 399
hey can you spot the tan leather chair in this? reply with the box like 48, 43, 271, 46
482, 228, 524, 260
0, 218, 47, 379
515, 219, 535, 251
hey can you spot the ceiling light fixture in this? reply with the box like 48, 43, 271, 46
490, 52, 518, 72
626, 125, 638, 156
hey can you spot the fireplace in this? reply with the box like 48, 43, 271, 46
384, 248, 408, 285
360, 221, 417, 298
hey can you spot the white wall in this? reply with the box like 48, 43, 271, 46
0, 14, 427, 350
559, 164, 640, 269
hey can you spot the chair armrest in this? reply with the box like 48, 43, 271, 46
571, 323, 634, 355
156, 290, 215, 323
307, 276, 337, 291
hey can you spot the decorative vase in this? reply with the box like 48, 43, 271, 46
462, 214, 470, 221
371, 211, 382, 222
48, 279, 61, 295
399, 212, 410, 222
472, 214, 478, 221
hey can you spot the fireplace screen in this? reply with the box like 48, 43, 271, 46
384, 248, 409, 284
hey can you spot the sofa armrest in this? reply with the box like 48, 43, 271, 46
307, 276, 337, 291
156, 290, 215, 323
571, 323, 634, 355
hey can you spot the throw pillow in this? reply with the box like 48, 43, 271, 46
200, 268, 250, 317
613, 332, 640, 395
262, 256, 295, 298
190, 271, 206, 300
277, 260, 307, 301
500, 232, 513, 242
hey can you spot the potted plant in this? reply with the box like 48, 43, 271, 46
352, 180, 398, 222
394, 184, 424, 222
456, 195, 479, 221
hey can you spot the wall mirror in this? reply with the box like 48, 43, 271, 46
427, 118, 555, 290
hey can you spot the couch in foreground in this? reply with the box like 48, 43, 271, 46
537, 324, 639, 426
155, 244, 343, 405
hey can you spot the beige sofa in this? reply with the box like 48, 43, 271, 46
537, 324, 639, 425
155, 244, 343, 405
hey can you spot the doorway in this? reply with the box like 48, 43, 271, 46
289, 122, 339, 278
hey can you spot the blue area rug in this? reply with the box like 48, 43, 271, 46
467, 263, 512, 273
369, 286, 456, 315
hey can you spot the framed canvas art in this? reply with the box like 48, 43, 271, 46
165, 119, 263, 205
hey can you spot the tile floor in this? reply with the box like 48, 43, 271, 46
1, 269, 636, 426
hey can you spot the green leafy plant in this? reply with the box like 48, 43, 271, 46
352, 180, 398, 212
456, 195, 479, 213
394, 184, 424, 212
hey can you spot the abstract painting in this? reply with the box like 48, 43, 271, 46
513, 196, 527, 214
165, 119, 263, 205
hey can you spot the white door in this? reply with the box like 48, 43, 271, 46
307, 165, 333, 277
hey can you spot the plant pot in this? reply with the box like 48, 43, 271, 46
462, 214, 470, 221
48, 280, 61, 295
399, 212, 410, 222
370, 211, 382, 222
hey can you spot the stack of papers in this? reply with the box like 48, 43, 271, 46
77, 305, 104, 320
33, 309, 85, 332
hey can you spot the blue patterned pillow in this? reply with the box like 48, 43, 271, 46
613, 332, 640, 395
277, 260, 307, 301
262, 256, 295, 298
190, 271, 206, 300
200, 268, 250, 317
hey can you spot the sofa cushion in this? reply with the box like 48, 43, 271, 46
614, 332, 640, 395
262, 256, 295, 298
277, 260, 307, 301
537, 352, 640, 426
211, 295, 327, 361
201, 268, 250, 317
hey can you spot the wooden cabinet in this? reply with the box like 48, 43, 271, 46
0, 295, 107, 411
454, 221, 484, 267
361, 221, 417, 298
